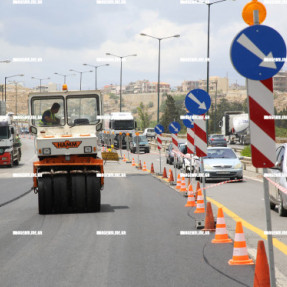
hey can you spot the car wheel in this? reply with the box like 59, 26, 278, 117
278, 192, 287, 217
270, 200, 276, 210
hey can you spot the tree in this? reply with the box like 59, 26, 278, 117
137, 102, 151, 130
160, 94, 181, 132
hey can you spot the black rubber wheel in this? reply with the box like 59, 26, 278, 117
86, 175, 101, 212
9, 152, 14, 168
270, 201, 276, 210
53, 175, 69, 213
71, 174, 86, 212
14, 152, 20, 166
278, 193, 287, 217
38, 176, 53, 214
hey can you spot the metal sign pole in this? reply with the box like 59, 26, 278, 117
126, 134, 131, 163
136, 135, 139, 165
201, 157, 207, 211
119, 134, 122, 159
263, 168, 276, 287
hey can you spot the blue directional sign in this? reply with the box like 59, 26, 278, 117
169, 122, 181, 134
182, 113, 194, 129
231, 25, 286, 81
185, 89, 211, 115
155, 124, 164, 135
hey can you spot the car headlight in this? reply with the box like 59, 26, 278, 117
203, 164, 212, 171
234, 162, 242, 169
84, 146, 92, 153
42, 148, 51, 155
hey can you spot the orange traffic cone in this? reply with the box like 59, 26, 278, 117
212, 208, 232, 244
195, 181, 201, 200
123, 154, 127, 162
180, 177, 187, 192
150, 163, 155, 173
132, 158, 136, 166
185, 184, 196, 207
142, 162, 147, 171
138, 160, 142, 170
168, 169, 174, 183
194, 189, 205, 213
175, 174, 182, 190
228, 221, 254, 265
162, 167, 167, 178
253, 241, 270, 287
203, 202, 216, 231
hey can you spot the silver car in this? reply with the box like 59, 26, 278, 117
195, 147, 243, 182
267, 144, 287, 217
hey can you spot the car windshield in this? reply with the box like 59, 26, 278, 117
147, 129, 154, 133
112, 120, 134, 130
204, 149, 237, 159
0, 126, 9, 139
211, 135, 224, 139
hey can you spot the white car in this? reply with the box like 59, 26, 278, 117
143, 128, 156, 139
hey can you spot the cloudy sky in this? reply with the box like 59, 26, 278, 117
0, 0, 286, 91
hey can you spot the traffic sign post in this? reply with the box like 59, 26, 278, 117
169, 122, 181, 184
126, 133, 131, 163
230, 25, 286, 81
185, 89, 211, 115
155, 124, 164, 175
194, 116, 208, 211
230, 4, 283, 286
182, 113, 195, 180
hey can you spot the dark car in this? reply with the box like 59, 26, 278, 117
130, 135, 150, 153
208, 134, 227, 147
20, 127, 29, 134
166, 142, 184, 166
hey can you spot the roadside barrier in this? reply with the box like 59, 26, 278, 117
203, 202, 216, 232
228, 221, 254, 266
253, 241, 270, 287
265, 177, 287, 195
212, 208, 232, 244
194, 189, 205, 214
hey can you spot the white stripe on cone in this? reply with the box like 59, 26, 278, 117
232, 247, 248, 256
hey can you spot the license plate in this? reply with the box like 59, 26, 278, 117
216, 171, 230, 175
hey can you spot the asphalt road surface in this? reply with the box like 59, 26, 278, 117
1, 137, 287, 286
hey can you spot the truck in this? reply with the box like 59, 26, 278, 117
220, 111, 250, 145
29, 90, 104, 214
104, 112, 137, 148
0, 113, 21, 167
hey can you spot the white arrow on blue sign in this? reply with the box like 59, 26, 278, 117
169, 122, 181, 134
182, 113, 194, 129
155, 124, 164, 135
230, 25, 286, 81
185, 89, 211, 115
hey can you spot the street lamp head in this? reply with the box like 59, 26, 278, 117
89, 70, 93, 72
106, 53, 111, 56
105, 64, 110, 66
19, 74, 24, 76
140, 33, 147, 36
174, 34, 180, 38
83, 63, 87, 66
69, 69, 74, 72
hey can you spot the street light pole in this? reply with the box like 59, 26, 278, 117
140, 33, 180, 124
31, 77, 50, 93
54, 73, 76, 85
105, 53, 137, 112
69, 69, 93, 91
5, 74, 24, 102
83, 63, 109, 90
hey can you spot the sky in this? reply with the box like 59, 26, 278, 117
0, 0, 286, 91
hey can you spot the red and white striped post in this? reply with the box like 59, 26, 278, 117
194, 116, 207, 210
187, 127, 194, 154
157, 134, 163, 174
248, 78, 276, 167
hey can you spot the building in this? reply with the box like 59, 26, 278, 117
198, 76, 229, 94
180, 80, 199, 92
123, 80, 170, 94
274, 71, 287, 92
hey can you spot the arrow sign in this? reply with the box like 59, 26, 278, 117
182, 113, 194, 129
185, 89, 211, 115
237, 33, 276, 69
231, 25, 286, 81
155, 124, 164, 135
169, 122, 181, 134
